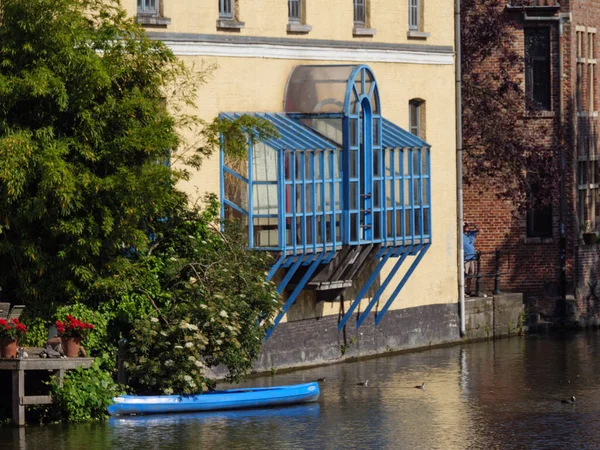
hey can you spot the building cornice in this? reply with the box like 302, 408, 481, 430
146, 32, 454, 65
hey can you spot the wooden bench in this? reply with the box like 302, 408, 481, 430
0, 356, 94, 426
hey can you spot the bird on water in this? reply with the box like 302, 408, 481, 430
357, 380, 369, 387
414, 382, 426, 390
561, 396, 576, 404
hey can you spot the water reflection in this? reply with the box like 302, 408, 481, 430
4, 332, 600, 449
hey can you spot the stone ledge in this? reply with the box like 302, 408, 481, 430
216, 19, 245, 30
136, 15, 171, 27
407, 30, 430, 39
353, 27, 376, 37
287, 23, 312, 34
523, 237, 554, 244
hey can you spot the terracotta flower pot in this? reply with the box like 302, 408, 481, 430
61, 337, 82, 358
583, 233, 596, 245
0, 338, 18, 359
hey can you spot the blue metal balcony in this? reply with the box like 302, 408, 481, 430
220, 65, 432, 336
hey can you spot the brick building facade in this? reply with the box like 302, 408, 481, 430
464, 0, 600, 325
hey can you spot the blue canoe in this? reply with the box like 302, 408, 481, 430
107, 382, 320, 416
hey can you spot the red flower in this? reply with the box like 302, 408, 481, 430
55, 316, 94, 339
0, 317, 27, 339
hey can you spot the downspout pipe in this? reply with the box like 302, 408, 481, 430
455, 0, 465, 337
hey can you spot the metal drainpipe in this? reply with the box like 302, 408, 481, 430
455, 0, 466, 337
522, 11, 567, 311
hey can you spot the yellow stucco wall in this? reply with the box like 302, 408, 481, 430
134, 0, 453, 47
121, 0, 458, 318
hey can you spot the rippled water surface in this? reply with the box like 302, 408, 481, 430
3, 332, 600, 449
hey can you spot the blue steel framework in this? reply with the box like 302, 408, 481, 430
220, 65, 431, 338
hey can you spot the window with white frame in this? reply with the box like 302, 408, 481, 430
289, 0, 301, 23
219, 0, 233, 19
577, 31, 584, 112
589, 32, 596, 113
409, 99, 426, 140
138, 0, 158, 14
409, 0, 419, 31
354, 0, 365, 25
578, 158, 599, 231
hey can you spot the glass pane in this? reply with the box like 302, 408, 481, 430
316, 216, 323, 244
371, 88, 380, 114
253, 217, 278, 248
373, 149, 380, 176
350, 182, 358, 209
284, 65, 358, 114
405, 210, 412, 236
253, 142, 277, 182
373, 212, 381, 240
224, 171, 248, 211
315, 183, 322, 210
253, 185, 278, 215
423, 209, 430, 236
350, 214, 358, 242
374, 181, 381, 208
350, 119, 358, 147
350, 150, 358, 178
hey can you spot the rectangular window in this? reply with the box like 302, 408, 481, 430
354, 0, 365, 25
137, 0, 157, 14
578, 157, 600, 229
525, 28, 551, 111
589, 64, 595, 112
577, 31, 584, 112
409, 0, 419, 30
409, 99, 425, 140
526, 206, 552, 238
589, 32, 596, 112
219, 0, 233, 19
409, 102, 419, 136
288, 0, 301, 22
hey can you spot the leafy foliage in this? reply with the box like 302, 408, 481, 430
125, 195, 279, 394
461, 0, 560, 210
0, 0, 281, 414
49, 360, 124, 422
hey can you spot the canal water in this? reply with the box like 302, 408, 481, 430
2, 331, 600, 449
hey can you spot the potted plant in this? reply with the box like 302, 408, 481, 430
0, 318, 27, 358
581, 221, 597, 245
55, 315, 94, 358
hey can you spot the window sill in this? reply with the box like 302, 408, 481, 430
287, 23, 312, 34
216, 19, 245, 30
136, 14, 171, 27
407, 30, 430, 39
353, 27, 376, 37
523, 237, 553, 244
524, 110, 555, 118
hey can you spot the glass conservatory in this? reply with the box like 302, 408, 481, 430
220, 65, 432, 336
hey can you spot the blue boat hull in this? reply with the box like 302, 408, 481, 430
107, 382, 320, 416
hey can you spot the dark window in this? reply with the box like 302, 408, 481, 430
409, 99, 425, 140
289, 0, 301, 22
527, 205, 552, 238
354, 0, 365, 25
525, 28, 551, 110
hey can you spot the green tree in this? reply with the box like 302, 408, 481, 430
0, 0, 184, 309
0, 0, 279, 398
